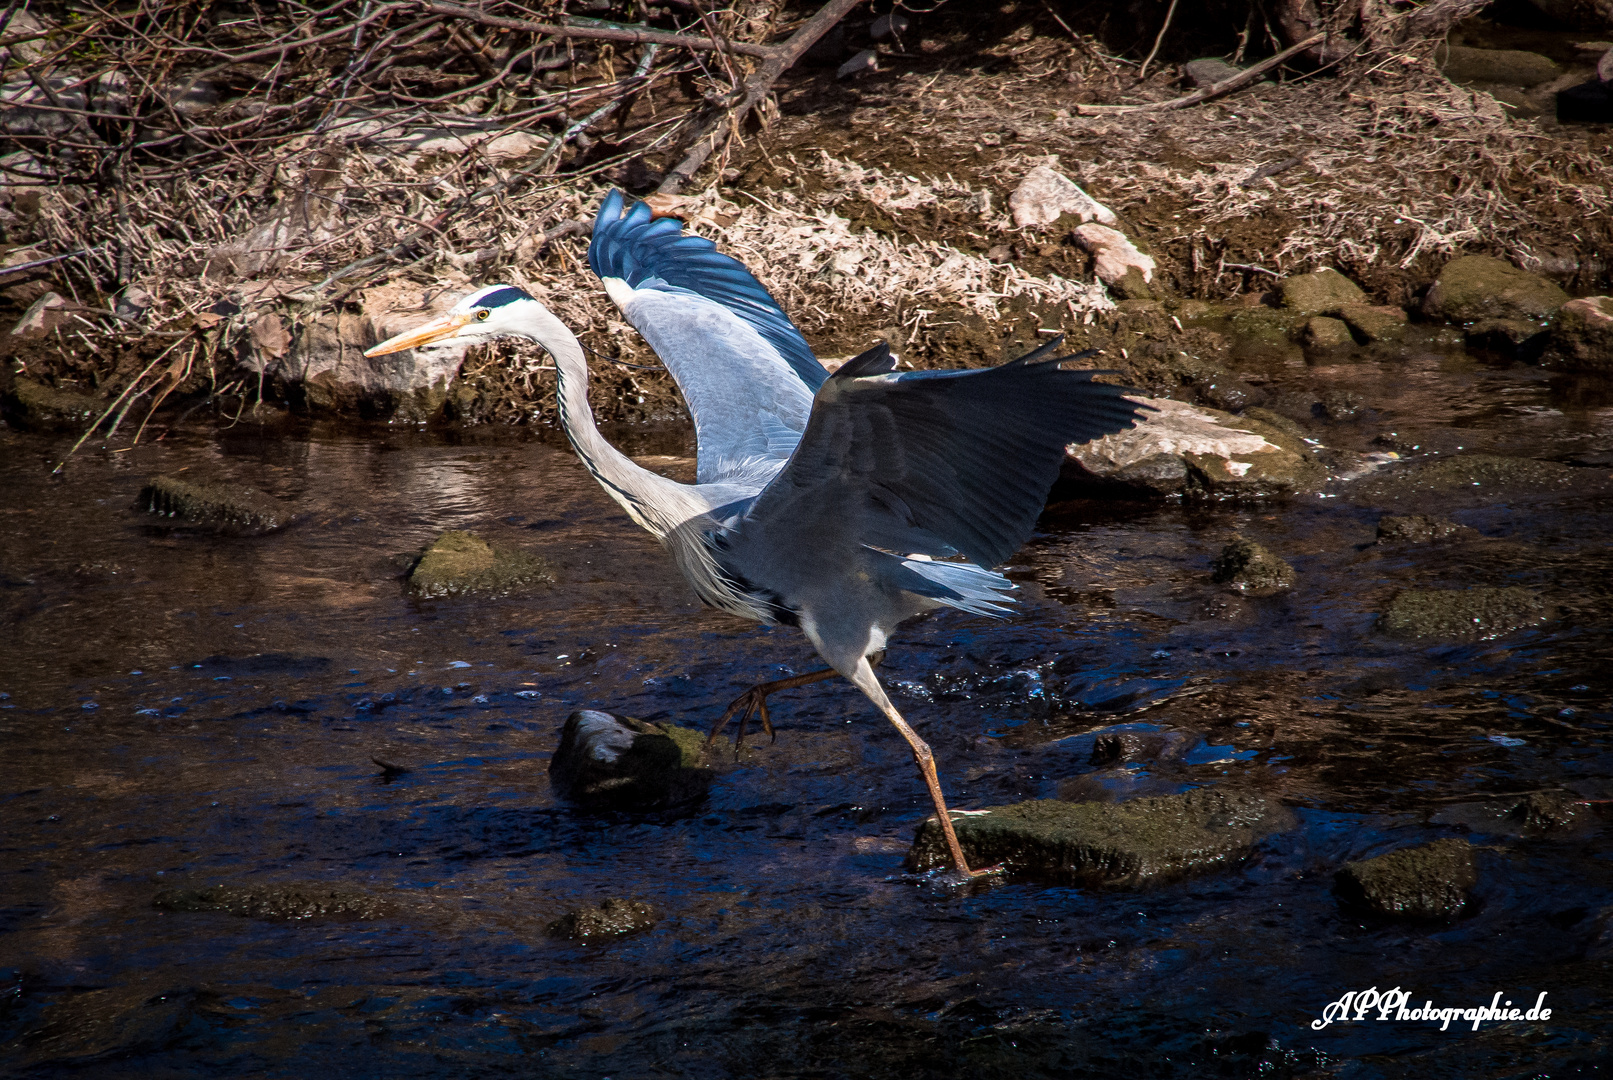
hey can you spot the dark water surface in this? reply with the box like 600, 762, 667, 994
2, 345, 1612, 1078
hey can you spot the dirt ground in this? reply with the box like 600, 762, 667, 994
3, 2, 1610, 431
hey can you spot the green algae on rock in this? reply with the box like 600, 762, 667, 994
3, 376, 104, 431
1300, 315, 1353, 349
1334, 838, 1476, 920
138, 475, 289, 534
905, 788, 1292, 885
1375, 514, 1476, 543
1335, 303, 1408, 343
407, 530, 551, 598
547, 709, 715, 809
1280, 268, 1367, 317
547, 897, 659, 941
1211, 536, 1296, 593
1422, 255, 1568, 324
153, 883, 391, 921
1380, 587, 1549, 640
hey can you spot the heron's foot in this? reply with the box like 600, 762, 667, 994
704, 685, 777, 761
963, 862, 1005, 879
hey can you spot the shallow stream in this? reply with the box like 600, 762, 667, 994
2, 340, 1611, 1077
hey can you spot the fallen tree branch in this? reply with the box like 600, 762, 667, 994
657, 0, 865, 194
1076, 33, 1326, 115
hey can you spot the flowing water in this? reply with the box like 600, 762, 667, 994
2, 341, 1612, 1078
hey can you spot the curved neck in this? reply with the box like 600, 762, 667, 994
527, 307, 696, 538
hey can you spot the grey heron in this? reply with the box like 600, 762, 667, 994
365, 191, 1147, 877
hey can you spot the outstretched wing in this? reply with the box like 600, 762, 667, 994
739, 340, 1149, 576
589, 191, 830, 484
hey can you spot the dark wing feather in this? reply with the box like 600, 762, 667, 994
588, 190, 829, 393
745, 342, 1150, 569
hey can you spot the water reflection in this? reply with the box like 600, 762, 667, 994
1, 354, 1611, 1077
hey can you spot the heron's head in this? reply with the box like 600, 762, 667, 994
364, 284, 554, 357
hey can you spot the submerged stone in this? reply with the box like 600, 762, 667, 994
138, 475, 288, 533
547, 897, 659, 941
1422, 255, 1568, 324
3, 376, 102, 430
1335, 838, 1476, 919
407, 530, 551, 598
1350, 452, 1580, 504
548, 709, 715, 809
1505, 791, 1580, 831
1210, 537, 1296, 593
1375, 514, 1474, 543
1279, 268, 1366, 316
905, 788, 1292, 885
1380, 587, 1549, 640
153, 883, 391, 921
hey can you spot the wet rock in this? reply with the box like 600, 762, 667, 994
1210, 537, 1296, 593
1182, 57, 1242, 87
547, 709, 714, 809
1009, 164, 1118, 229
1064, 397, 1328, 497
1437, 45, 1560, 87
906, 787, 1292, 885
1300, 315, 1353, 348
1465, 317, 1549, 359
1087, 730, 1189, 766
1070, 223, 1155, 299
547, 897, 659, 941
1505, 791, 1580, 831
138, 475, 289, 534
1380, 587, 1550, 641
17, 984, 203, 1067
1349, 452, 1581, 504
1334, 838, 1476, 920
2, 375, 101, 430
1225, 306, 1304, 355
1279, 268, 1366, 316
153, 883, 391, 920
1422, 255, 1569, 325
1540, 296, 1613, 373
1336, 303, 1408, 343
1313, 389, 1363, 421
1376, 514, 1475, 543
407, 530, 551, 598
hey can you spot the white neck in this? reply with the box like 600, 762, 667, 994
524, 305, 703, 539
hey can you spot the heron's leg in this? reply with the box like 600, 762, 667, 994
704, 667, 839, 756
845, 658, 991, 878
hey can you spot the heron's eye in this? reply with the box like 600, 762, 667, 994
476, 309, 490, 321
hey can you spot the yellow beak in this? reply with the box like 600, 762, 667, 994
364, 311, 473, 357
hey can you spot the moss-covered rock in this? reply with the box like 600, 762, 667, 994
547, 709, 715, 809
1300, 316, 1353, 348
1505, 791, 1580, 831
1422, 255, 1569, 324
1336, 303, 1408, 343
1211, 537, 1296, 593
1380, 587, 1549, 640
1375, 514, 1475, 543
1280, 269, 1367, 316
905, 788, 1292, 885
1539, 296, 1613, 373
153, 883, 391, 920
138, 475, 289, 534
1334, 838, 1476, 919
1437, 45, 1560, 87
3, 376, 102, 430
407, 530, 551, 598
547, 897, 659, 941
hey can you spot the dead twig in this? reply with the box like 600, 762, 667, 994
1077, 32, 1326, 115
